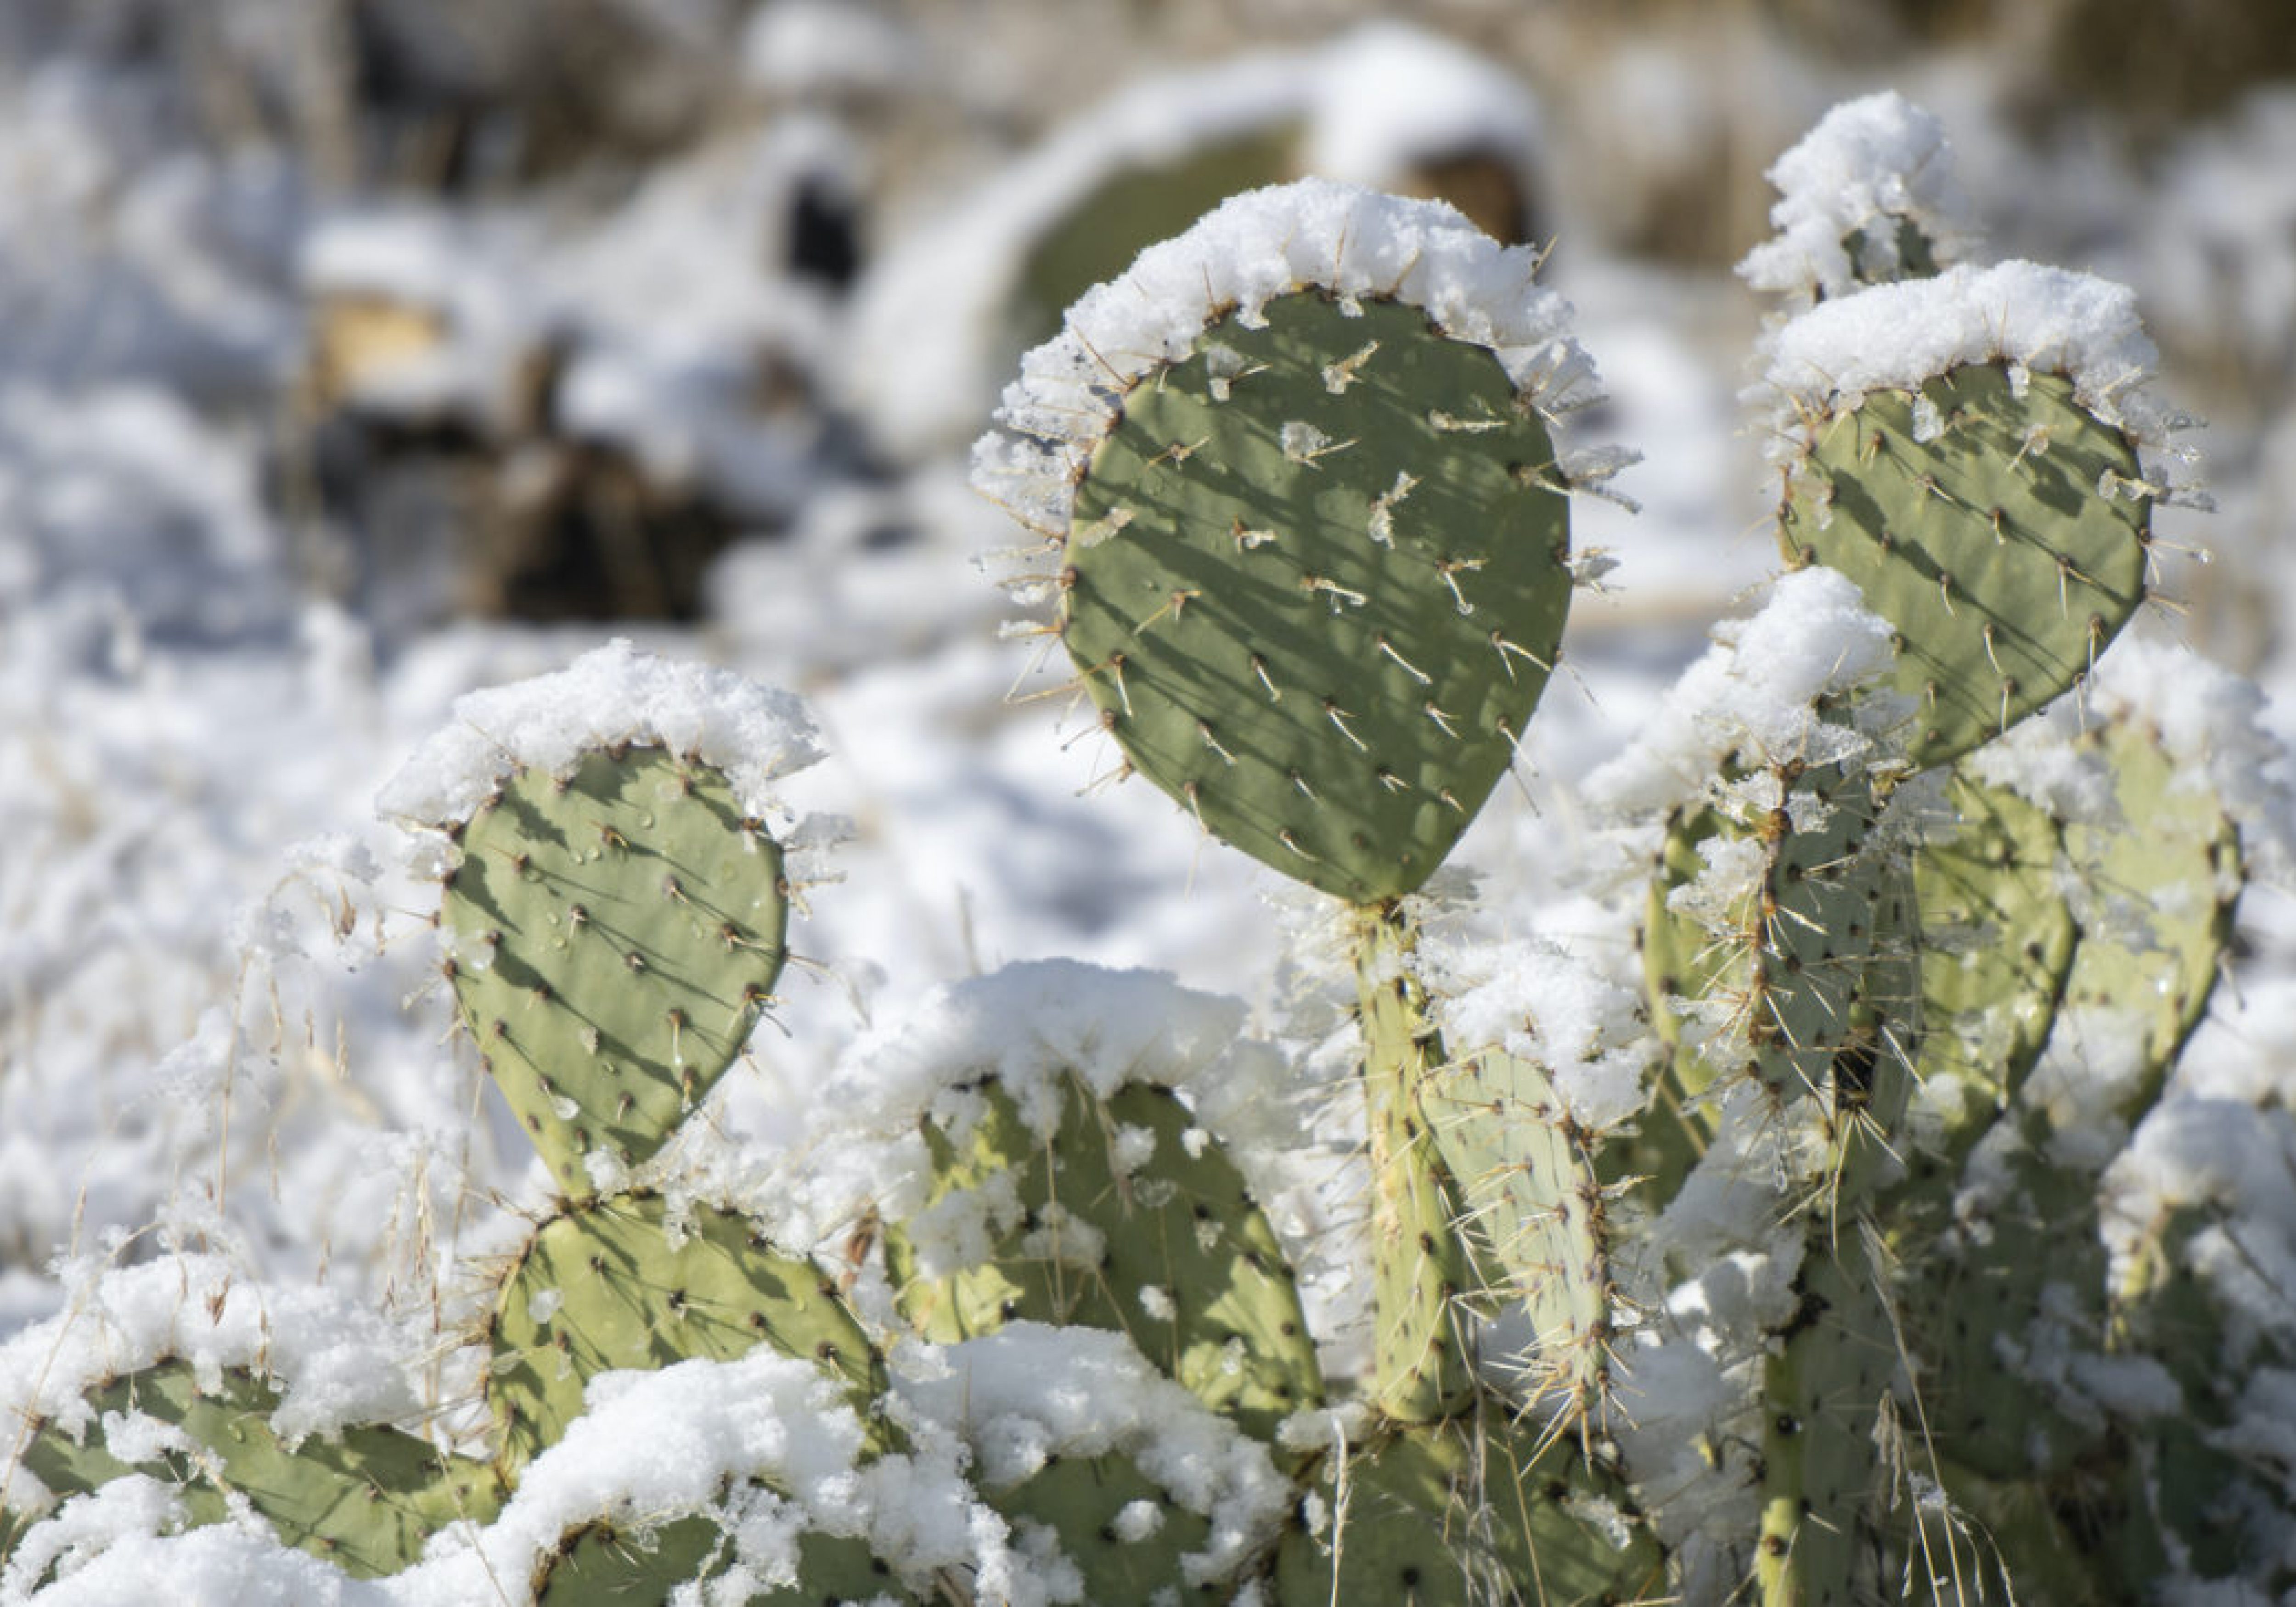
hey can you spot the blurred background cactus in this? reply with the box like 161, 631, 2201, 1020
6, 3, 2296, 1603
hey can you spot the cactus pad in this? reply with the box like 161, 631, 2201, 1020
1424, 1048, 1615, 1425
1906, 769, 2075, 1180
1657, 758, 1915, 1114
488, 1193, 884, 1477
7, 1362, 499, 1579
992, 1454, 1216, 1603
885, 1074, 1322, 1444
442, 746, 788, 1194
1780, 364, 2150, 771
1353, 906, 1482, 1424
1757, 1236, 1898, 1606
1062, 291, 1573, 904
2057, 714, 2240, 1107
1274, 1411, 1663, 1606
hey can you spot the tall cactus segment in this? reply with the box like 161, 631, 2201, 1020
1353, 905, 1484, 1427
1424, 1047, 1615, 1429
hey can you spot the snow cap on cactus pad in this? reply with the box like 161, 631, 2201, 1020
1738, 90, 1978, 303
378, 639, 821, 832
1582, 566, 1900, 819
380, 643, 822, 1193
1763, 262, 2187, 770
974, 179, 1613, 904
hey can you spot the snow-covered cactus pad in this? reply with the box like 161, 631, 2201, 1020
975, 179, 1604, 905
487, 1193, 889, 1478
383, 642, 822, 1196
1776, 354, 2148, 770
886, 1072, 1324, 1444
438, 748, 789, 1195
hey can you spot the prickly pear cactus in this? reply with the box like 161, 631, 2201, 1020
14, 97, 2296, 1607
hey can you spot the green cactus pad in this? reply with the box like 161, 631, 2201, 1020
1424, 1048, 1615, 1427
443, 746, 788, 1194
536, 1516, 909, 1605
1910, 768, 2077, 1171
2058, 715, 2241, 1110
992, 1454, 1218, 1604
5, 1362, 500, 1579
2108, 1200, 2270, 1581
1779, 364, 2150, 771
1273, 1410, 1664, 1606
489, 1192, 884, 1478
885, 1075, 1322, 1444
1062, 290, 1574, 905
1613, 804, 1731, 1204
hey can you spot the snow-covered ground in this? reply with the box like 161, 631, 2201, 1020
3, 2, 2295, 1596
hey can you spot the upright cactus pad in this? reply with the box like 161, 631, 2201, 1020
442, 746, 789, 1193
1756, 1238, 1898, 1607
885, 1073, 1322, 1444
2057, 714, 2240, 1101
1353, 906, 1482, 1425
1656, 756, 1913, 1112
488, 1192, 884, 1477
1424, 1048, 1615, 1426
1780, 365, 2150, 770
1062, 291, 1573, 903
1908, 768, 2076, 1172
7, 1362, 499, 1580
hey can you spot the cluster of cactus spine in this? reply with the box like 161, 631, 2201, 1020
1, 97, 2288, 1607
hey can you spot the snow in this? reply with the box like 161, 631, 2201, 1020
0, 1254, 421, 1456
376, 639, 822, 829
1737, 90, 1979, 305
1581, 566, 1902, 816
974, 176, 1598, 543
1759, 259, 2177, 449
